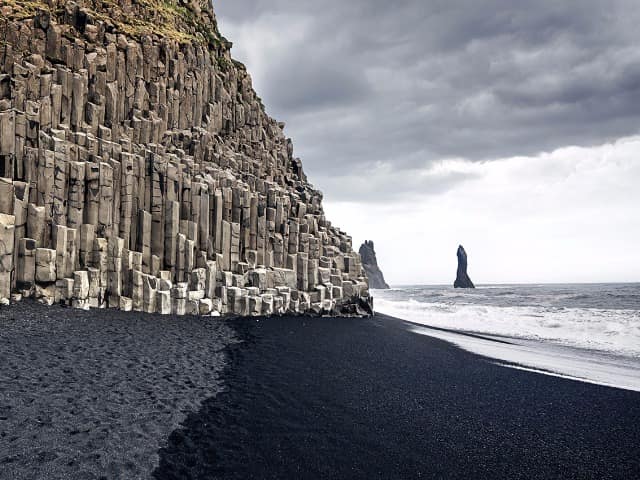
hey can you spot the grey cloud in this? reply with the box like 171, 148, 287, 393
313, 166, 481, 204
263, 55, 371, 111
215, 0, 640, 201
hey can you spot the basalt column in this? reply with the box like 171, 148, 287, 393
0, 0, 373, 317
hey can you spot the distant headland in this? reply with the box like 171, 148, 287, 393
359, 240, 389, 289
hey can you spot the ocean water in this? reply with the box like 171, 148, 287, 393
374, 283, 640, 359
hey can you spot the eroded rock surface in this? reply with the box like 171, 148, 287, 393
359, 240, 389, 290
454, 245, 475, 289
0, 0, 372, 316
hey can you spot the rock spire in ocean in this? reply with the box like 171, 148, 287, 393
454, 245, 475, 289
0, 0, 372, 316
359, 241, 390, 289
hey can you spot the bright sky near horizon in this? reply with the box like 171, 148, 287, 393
215, 0, 640, 285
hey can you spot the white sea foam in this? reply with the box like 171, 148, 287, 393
409, 326, 640, 392
375, 296, 640, 358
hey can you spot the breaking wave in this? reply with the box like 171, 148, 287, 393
375, 284, 640, 358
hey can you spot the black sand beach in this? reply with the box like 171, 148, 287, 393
0, 301, 236, 479
2, 305, 639, 479
155, 313, 640, 480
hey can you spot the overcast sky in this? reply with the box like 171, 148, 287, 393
215, 0, 640, 285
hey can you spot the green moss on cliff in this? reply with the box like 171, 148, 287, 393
1, 0, 45, 20
2, 0, 225, 47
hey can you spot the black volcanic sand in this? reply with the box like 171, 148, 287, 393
154, 313, 640, 480
0, 301, 236, 480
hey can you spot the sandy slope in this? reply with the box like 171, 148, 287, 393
0, 301, 236, 480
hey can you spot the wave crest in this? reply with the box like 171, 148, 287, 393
375, 296, 640, 358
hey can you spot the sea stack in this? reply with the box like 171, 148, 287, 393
0, 1, 372, 317
454, 245, 475, 289
359, 241, 390, 289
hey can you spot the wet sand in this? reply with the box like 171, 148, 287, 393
155, 313, 640, 480
409, 322, 640, 392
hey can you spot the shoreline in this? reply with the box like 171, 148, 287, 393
407, 322, 640, 392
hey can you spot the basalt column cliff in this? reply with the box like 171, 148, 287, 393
0, 0, 372, 316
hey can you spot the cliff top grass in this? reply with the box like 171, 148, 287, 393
1, 0, 231, 47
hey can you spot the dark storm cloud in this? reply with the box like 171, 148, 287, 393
214, 0, 640, 200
